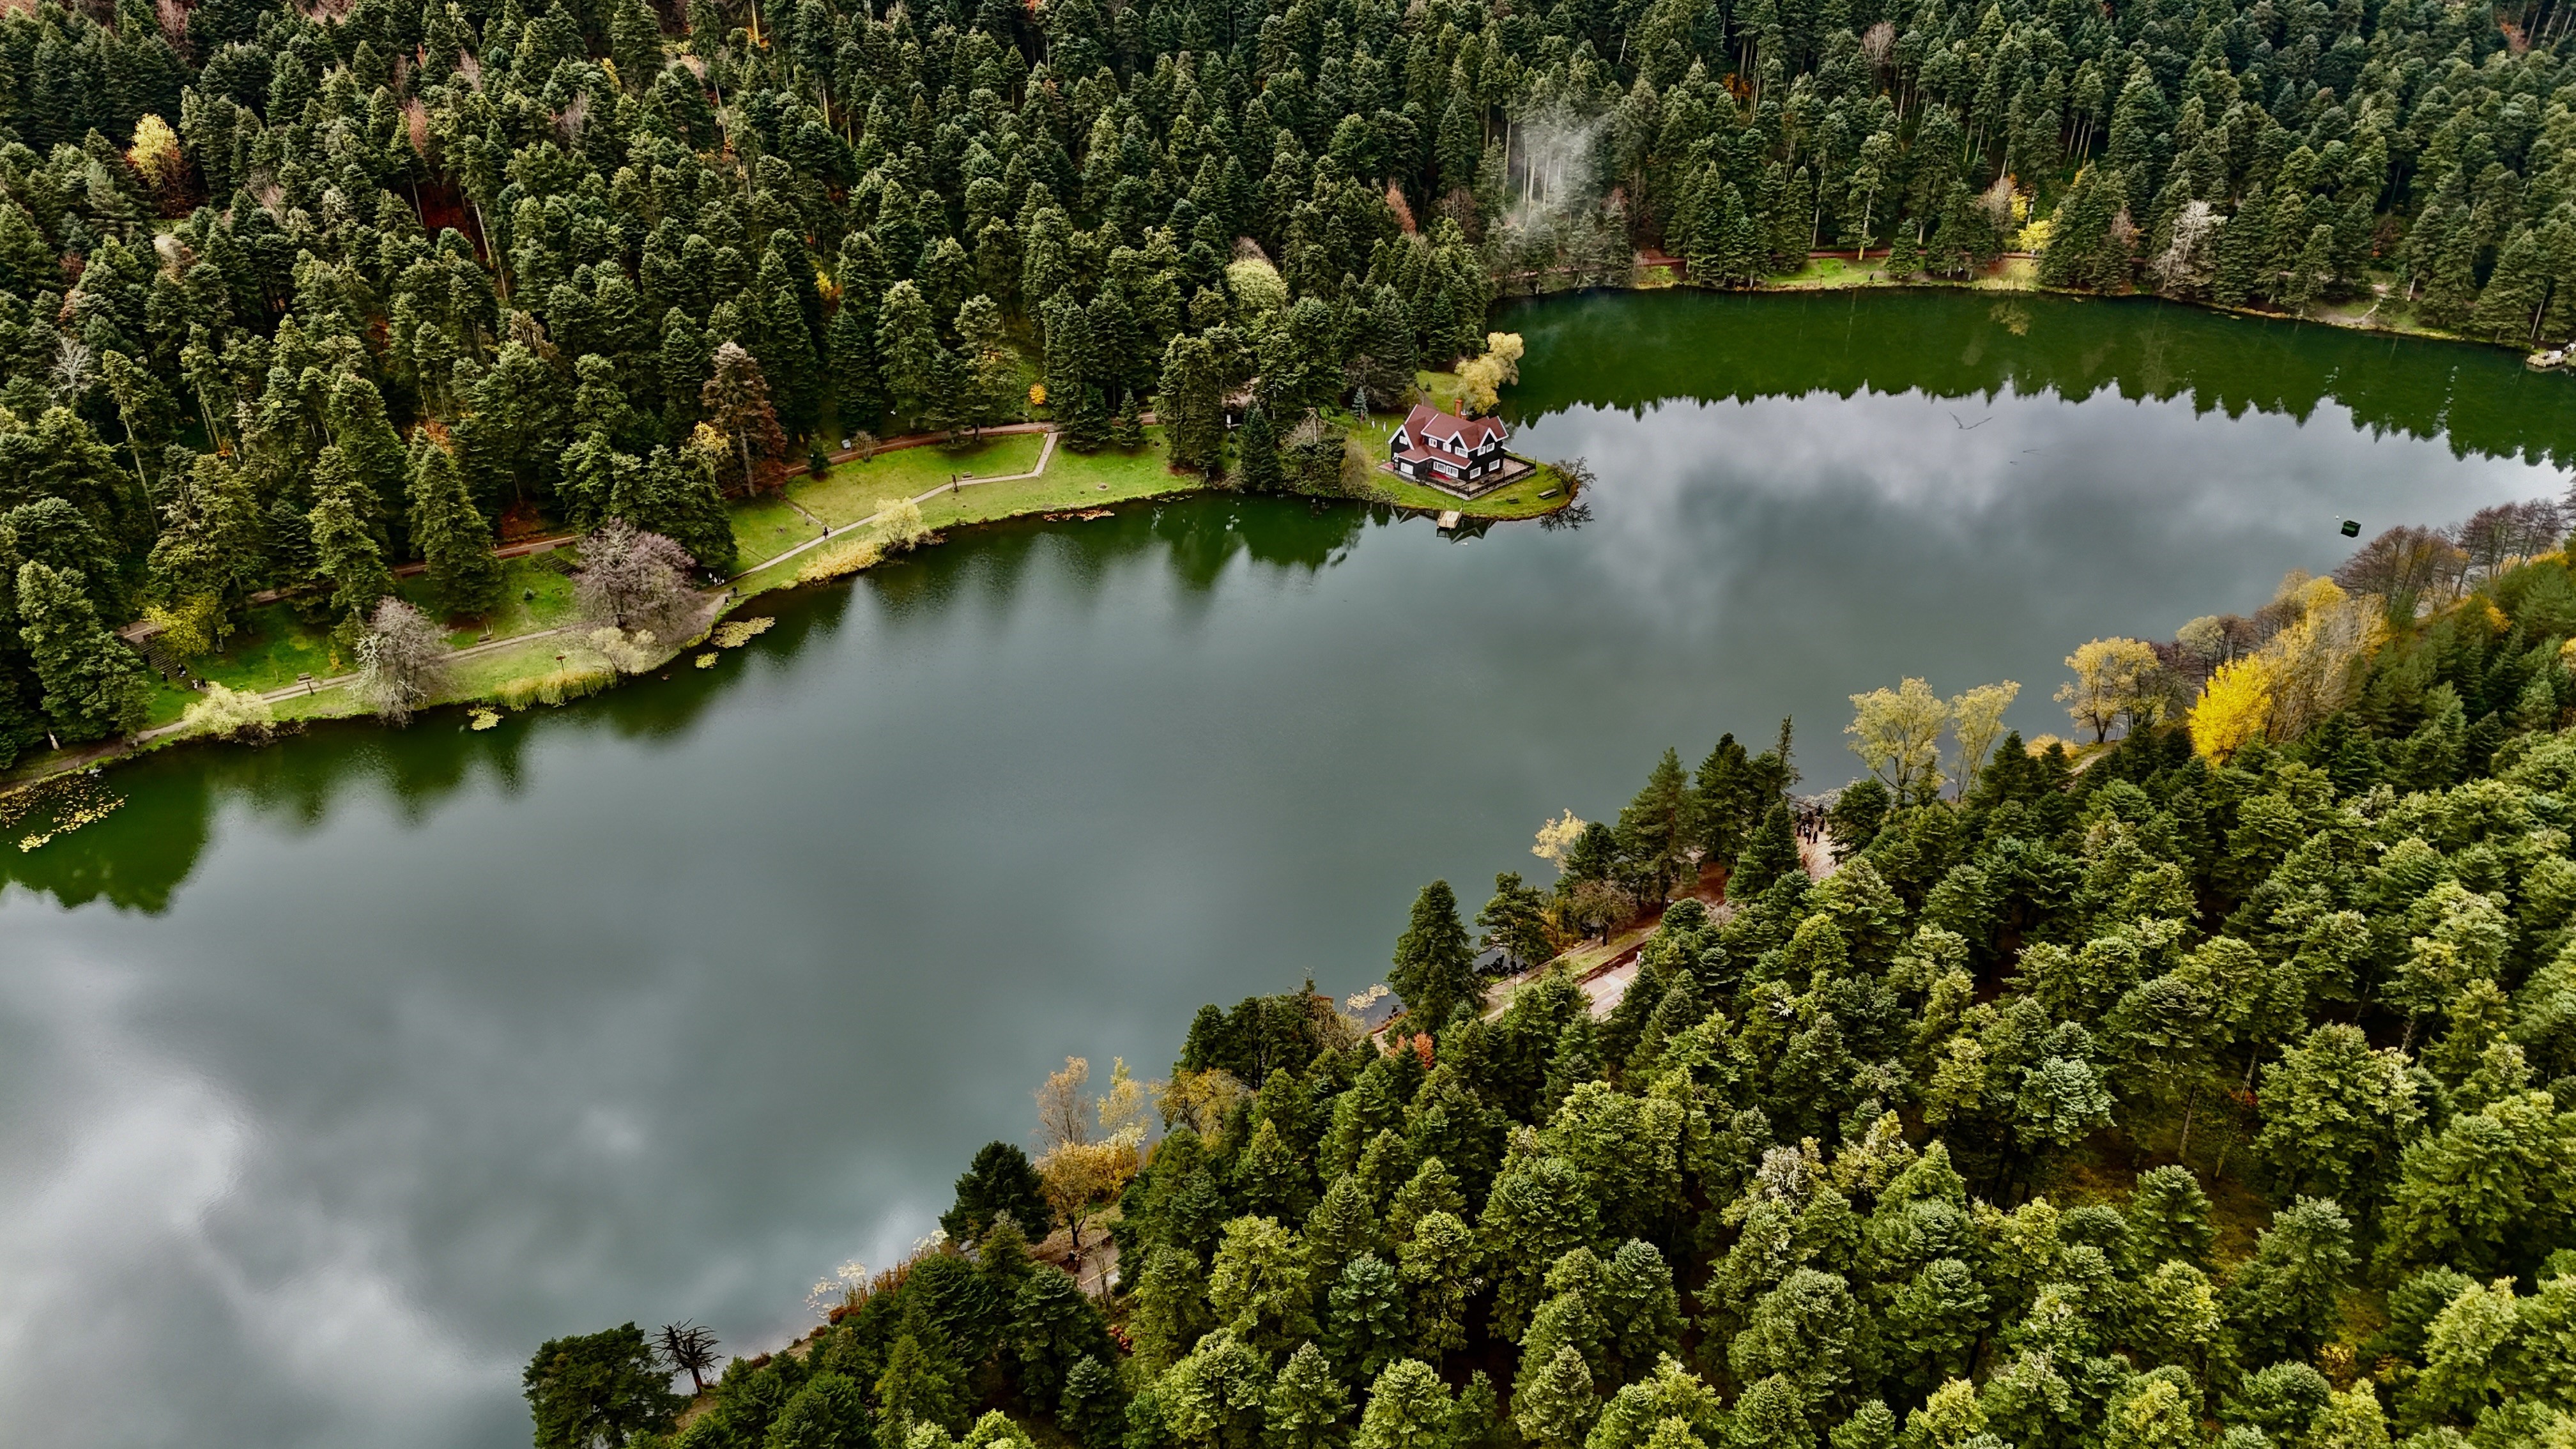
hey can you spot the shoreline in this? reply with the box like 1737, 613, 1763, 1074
0, 430, 1570, 800
1531, 249, 2537, 355
1, 279, 2534, 801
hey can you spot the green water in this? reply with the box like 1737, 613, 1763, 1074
0, 291, 2564, 1449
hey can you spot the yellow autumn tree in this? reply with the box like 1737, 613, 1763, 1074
126, 114, 186, 213
2056, 637, 2166, 742
1948, 680, 2021, 795
1846, 676, 1951, 801
1456, 332, 1527, 411
1531, 809, 1585, 870
2189, 656, 2275, 760
2261, 575, 2386, 739
1032, 1055, 1149, 1254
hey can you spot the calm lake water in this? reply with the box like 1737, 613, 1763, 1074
3, 291, 2568, 1449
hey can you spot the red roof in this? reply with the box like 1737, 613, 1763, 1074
1392, 403, 1508, 466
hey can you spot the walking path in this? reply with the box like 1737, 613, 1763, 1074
731, 428, 1063, 583
128, 625, 575, 742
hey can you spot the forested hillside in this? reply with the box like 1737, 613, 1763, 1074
2, 0, 2573, 762
523, 544, 2576, 1448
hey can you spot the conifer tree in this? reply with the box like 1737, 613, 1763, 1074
15, 559, 150, 740
1238, 404, 1284, 491
1354, 1360, 1455, 1449
1159, 334, 1226, 475
1389, 880, 1475, 1029
702, 342, 789, 493
308, 453, 397, 629
407, 436, 502, 620
877, 282, 949, 434
1729, 802, 1802, 900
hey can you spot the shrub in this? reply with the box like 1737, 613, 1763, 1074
178, 682, 275, 742
798, 537, 885, 584
494, 663, 614, 710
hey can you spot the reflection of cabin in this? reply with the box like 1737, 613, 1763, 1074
1384, 404, 1535, 499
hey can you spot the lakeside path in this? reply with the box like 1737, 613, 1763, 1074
734, 427, 1064, 584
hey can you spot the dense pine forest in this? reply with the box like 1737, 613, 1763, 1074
2, 0, 2575, 760
523, 539, 2576, 1448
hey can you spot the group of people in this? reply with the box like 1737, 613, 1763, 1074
1793, 799, 1832, 849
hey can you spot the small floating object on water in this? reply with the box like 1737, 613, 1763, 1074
469, 708, 502, 730
2529, 349, 2568, 371
1436, 510, 1463, 530
694, 652, 719, 668
2340, 519, 2361, 537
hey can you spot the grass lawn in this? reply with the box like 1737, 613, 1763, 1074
450, 553, 579, 646
135, 555, 586, 728
727, 430, 1204, 598
792, 433, 1045, 526
257, 634, 622, 726
730, 493, 825, 569
916, 430, 1189, 530
139, 601, 351, 726
443, 634, 600, 700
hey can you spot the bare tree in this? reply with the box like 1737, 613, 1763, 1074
49, 335, 93, 402
354, 598, 453, 724
575, 519, 702, 642
2452, 498, 2566, 581
656, 1322, 719, 1395
1034, 1056, 1093, 1154
2147, 201, 2224, 295
2335, 525, 2466, 604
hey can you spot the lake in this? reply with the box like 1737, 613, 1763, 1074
1, 290, 2566, 1448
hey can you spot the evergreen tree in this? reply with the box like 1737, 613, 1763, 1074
944, 1142, 1053, 1245
308, 457, 398, 629
1354, 1360, 1455, 1449
16, 560, 150, 740
1323, 1254, 1407, 1385
1110, 390, 1146, 450
407, 436, 503, 620
1238, 405, 1284, 491
1513, 1347, 1598, 1449
1389, 880, 1476, 1030
703, 341, 790, 493
1729, 802, 1802, 900
1268, 1343, 1352, 1449
1474, 872, 1550, 972
878, 282, 949, 434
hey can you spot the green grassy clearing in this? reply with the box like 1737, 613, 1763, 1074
724, 431, 1202, 599
793, 434, 1045, 526
914, 431, 1187, 530
453, 553, 581, 645
730, 493, 824, 569
136, 555, 586, 727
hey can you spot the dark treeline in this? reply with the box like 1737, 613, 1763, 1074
3, 0, 2573, 762
535, 548, 2576, 1448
